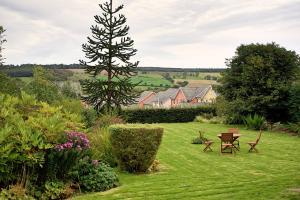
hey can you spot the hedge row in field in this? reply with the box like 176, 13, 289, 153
120, 106, 216, 123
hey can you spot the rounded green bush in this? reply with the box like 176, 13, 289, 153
109, 125, 163, 173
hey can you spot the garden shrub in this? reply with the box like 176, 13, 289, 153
110, 125, 163, 173
41, 180, 65, 200
43, 131, 90, 181
0, 186, 34, 200
88, 128, 117, 167
288, 82, 300, 122
0, 72, 22, 97
81, 108, 98, 128
69, 158, 119, 192
56, 98, 84, 116
243, 114, 266, 130
60, 81, 79, 99
191, 131, 208, 144
0, 92, 84, 196
121, 106, 215, 123
284, 122, 300, 135
25, 67, 62, 104
94, 113, 124, 129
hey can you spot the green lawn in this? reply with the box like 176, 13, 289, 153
74, 122, 300, 200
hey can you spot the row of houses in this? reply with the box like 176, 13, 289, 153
136, 85, 217, 109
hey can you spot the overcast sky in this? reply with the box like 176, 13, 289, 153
1, 0, 300, 68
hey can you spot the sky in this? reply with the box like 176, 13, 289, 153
1, 0, 300, 68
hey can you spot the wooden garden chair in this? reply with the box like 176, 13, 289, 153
247, 130, 262, 152
228, 128, 240, 150
203, 140, 214, 152
220, 132, 235, 154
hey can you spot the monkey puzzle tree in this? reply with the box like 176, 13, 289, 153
0, 26, 7, 66
80, 0, 139, 114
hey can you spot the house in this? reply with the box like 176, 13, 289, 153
136, 91, 156, 108
137, 85, 217, 108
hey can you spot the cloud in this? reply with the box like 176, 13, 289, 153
0, 0, 299, 67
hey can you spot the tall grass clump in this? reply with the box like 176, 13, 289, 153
243, 114, 266, 130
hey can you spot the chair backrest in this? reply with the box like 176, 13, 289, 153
256, 130, 262, 144
221, 132, 233, 143
228, 128, 239, 134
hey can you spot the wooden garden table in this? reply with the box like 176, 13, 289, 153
218, 133, 241, 151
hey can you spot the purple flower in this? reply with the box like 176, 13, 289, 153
55, 131, 90, 151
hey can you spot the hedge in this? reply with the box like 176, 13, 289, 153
120, 106, 216, 123
109, 125, 163, 173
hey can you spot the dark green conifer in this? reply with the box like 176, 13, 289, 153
80, 0, 139, 114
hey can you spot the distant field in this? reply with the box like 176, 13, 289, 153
6, 68, 221, 92
66, 69, 85, 73
175, 79, 218, 87
140, 71, 221, 80
131, 74, 173, 87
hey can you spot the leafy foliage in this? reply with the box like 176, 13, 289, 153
0, 185, 34, 200
41, 180, 65, 200
121, 107, 216, 123
88, 128, 117, 167
0, 72, 22, 96
0, 92, 83, 191
25, 67, 61, 104
94, 113, 124, 129
284, 122, 300, 135
81, 108, 98, 128
288, 82, 300, 122
218, 43, 300, 122
70, 158, 119, 192
191, 131, 208, 144
43, 132, 90, 181
110, 125, 163, 173
243, 114, 266, 130
80, 0, 139, 114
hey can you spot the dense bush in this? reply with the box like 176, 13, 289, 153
121, 107, 215, 123
81, 108, 98, 128
0, 185, 34, 200
0, 72, 22, 96
43, 131, 90, 181
284, 122, 300, 135
60, 81, 79, 99
243, 114, 266, 130
110, 125, 163, 173
0, 92, 85, 197
288, 82, 300, 122
70, 158, 119, 192
25, 67, 61, 104
94, 113, 124, 129
41, 180, 66, 200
